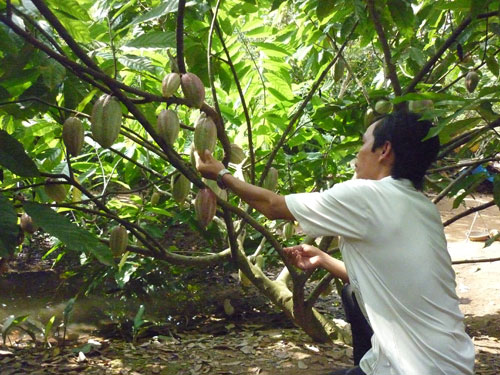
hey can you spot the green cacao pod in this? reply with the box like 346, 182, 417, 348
162, 73, 181, 98
91, 95, 122, 148
282, 222, 294, 241
364, 108, 376, 127
333, 59, 345, 82
181, 72, 205, 108
45, 179, 67, 202
408, 100, 434, 113
20, 213, 37, 234
62, 117, 84, 156
262, 167, 278, 191
229, 143, 245, 164
150, 191, 161, 206
171, 173, 191, 204
194, 113, 217, 155
157, 109, 180, 145
374, 100, 392, 114
110, 225, 128, 257
465, 71, 479, 93
195, 188, 217, 228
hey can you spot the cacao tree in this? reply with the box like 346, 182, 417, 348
0, 0, 499, 343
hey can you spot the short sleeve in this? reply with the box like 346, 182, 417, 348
285, 180, 371, 239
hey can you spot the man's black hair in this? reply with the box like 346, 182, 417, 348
371, 111, 440, 190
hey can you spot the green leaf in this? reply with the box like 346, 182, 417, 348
387, 0, 415, 35
133, 304, 146, 329
494, 175, 500, 209
0, 130, 40, 177
2, 315, 29, 344
317, 1, 335, 21
0, 194, 18, 258
485, 55, 499, 77
23, 202, 114, 266
125, 31, 176, 49
128, 1, 179, 28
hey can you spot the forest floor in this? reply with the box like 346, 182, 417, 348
0, 196, 499, 375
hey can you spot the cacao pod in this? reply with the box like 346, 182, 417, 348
161, 73, 181, 98
223, 298, 235, 316
364, 108, 376, 127
151, 191, 161, 206
181, 72, 205, 108
408, 100, 434, 113
110, 225, 128, 257
262, 167, 278, 191
194, 113, 217, 155
374, 100, 392, 114
91, 95, 122, 148
465, 71, 479, 93
157, 109, 180, 145
190, 144, 197, 168
72, 177, 82, 203
333, 59, 345, 82
62, 117, 84, 156
20, 213, 37, 234
282, 222, 294, 240
195, 188, 217, 228
229, 143, 245, 164
171, 173, 191, 204
45, 179, 66, 202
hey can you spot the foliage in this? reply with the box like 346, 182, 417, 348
0, 0, 499, 342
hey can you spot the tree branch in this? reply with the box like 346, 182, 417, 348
452, 257, 500, 265
176, 0, 187, 74
443, 200, 496, 227
428, 156, 500, 174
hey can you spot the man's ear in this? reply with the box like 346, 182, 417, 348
379, 141, 393, 160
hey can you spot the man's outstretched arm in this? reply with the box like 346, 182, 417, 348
195, 150, 295, 220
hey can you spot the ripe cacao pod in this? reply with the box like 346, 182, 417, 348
364, 108, 376, 127
162, 73, 181, 98
194, 113, 217, 155
62, 117, 84, 156
171, 173, 191, 204
195, 188, 217, 228
45, 179, 67, 202
282, 222, 294, 240
181, 72, 205, 108
333, 59, 345, 82
408, 100, 434, 113
375, 100, 392, 114
20, 213, 37, 234
110, 225, 128, 257
157, 109, 180, 145
465, 71, 479, 93
262, 167, 278, 191
91, 95, 122, 148
229, 143, 245, 164
150, 191, 161, 206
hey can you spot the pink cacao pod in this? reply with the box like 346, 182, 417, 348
62, 117, 84, 156
20, 213, 38, 234
110, 225, 128, 257
157, 109, 180, 145
195, 188, 217, 228
162, 73, 181, 98
181, 72, 205, 108
194, 113, 217, 155
91, 95, 122, 148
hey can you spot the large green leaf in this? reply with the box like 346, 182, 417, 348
0, 194, 19, 258
0, 130, 39, 177
125, 31, 176, 49
23, 202, 114, 266
128, 1, 179, 28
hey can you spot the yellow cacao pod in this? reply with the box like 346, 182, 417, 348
333, 59, 345, 82
150, 191, 161, 206
171, 173, 191, 204
91, 95, 122, 148
282, 222, 294, 240
465, 71, 479, 93
374, 100, 392, 114
262, 167, 278, 191
194, 113, 217, 155
62, 117, 84, 156
194, 188, 217, 228
45, 179, 67, 202
110, 225, 128, 257
157, 109, 180, 145
20, 213, 37, 234
229, 143, 245, 164
161, 73, 181, 98
408, 100, 434, 113
181, 72, 205, 108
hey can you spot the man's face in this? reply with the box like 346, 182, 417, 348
355, 121, 385, 180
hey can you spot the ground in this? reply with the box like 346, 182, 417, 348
0, 196, 499, 374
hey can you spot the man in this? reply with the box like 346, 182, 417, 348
195, 111, 475, 375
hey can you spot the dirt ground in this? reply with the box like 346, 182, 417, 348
0, 196, 499, 374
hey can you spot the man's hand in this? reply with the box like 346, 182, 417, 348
284, 244, 325, 271
194, 149, 225, 180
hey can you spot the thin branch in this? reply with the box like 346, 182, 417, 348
432, 165, 476, 204
443, 200, 496, 227
366, 0, 402, 97
452, 257, 500, 265
107, 17, 118, 80
428, 156, 500, 174
176, 0, 187, 74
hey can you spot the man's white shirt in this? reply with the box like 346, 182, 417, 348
285, 176, 475, 375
